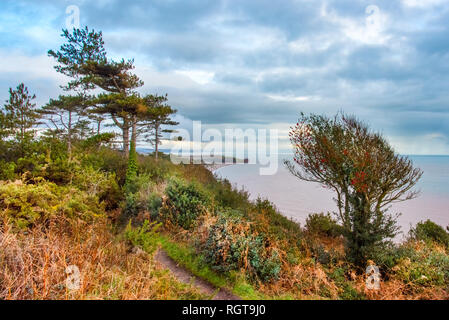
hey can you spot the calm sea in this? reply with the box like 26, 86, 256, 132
215, 155, 449, 241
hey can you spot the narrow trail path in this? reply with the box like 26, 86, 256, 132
154, 249, 240, 300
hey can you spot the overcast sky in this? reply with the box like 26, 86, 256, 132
1, 0, 449, 154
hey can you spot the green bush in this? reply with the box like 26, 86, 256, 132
253, 198, 303, 246
81, 147, 128, 186
305, 213, 342, 237
138, 154, 176, 183
202, 214, 281, 282
208, 178, 250, 211
328, 267, 365, 300
0, 160, 16, 181
410, 220, 449, 247
124, 142, 138, 195
161, 178, 210, 229
0, 180, 104, 229
124, 220, 161, 254
121, 174, 162, 219
393, 243, 449, 287
72, 166, 122, 210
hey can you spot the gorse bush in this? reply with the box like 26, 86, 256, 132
125, 220, 161, 255
0, 180, 104, 229
409, 220, 449, 247
392, 242, 449, 287
81, 147, 128, 186
122, 174, 162, 219
209, 178, 250, 211
138, 154, 176, 183
305, 213, 343, 237
72, 165, 121, 210
253, 198, 303, 247
0, 160, 16, 181
161, 178, 210, 229
202, 214, 281, 282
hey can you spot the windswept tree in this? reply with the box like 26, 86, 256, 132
49, 27, 144, 157
40, 94, 88, 158
48, 27, 107, 92
3, 83, 41, 156
284, 113, 423, 267
140, 94, 179, 161
86, 59, 144, 156
93, 92, 144, 158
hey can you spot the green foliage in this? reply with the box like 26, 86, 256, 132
393, 242, 449, 286
48, 27, 107, 91
125, 141, 138, 194
209, 178, 250, 211
82, 147, 128, 186
124, 220, 161, 254
121, 173, 162, 219
305, 213, 343, 237
138, 153, 176, 183
158, 234, 265, 299
161, 178, 210, 229
328, 267, 365, 300
140, 94, 179, 160
80, 132, 116, 150
0, 180, 104, 229
2, 83, 40, 151
253, 198, 303, 247
202, 214, 281, 282
285, 112, 422, 268
72, 165, 122, 210
0, 161, 16, 181
410, 220, 449, 247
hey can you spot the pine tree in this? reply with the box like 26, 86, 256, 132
49, 27, 144, 157
40, 94, 87, 159
140, 94, 179, 161
48, 27, 106, 92
3, 83, 40, 156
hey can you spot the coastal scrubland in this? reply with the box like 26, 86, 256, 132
1, 142, 448, 300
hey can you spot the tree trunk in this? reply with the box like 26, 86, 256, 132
155, 123, 159, 161
97, 119, 102, 135
123, 120, 130, 158
67, 111, 72, 160
112, 115, 130, 158
131, 114, 137, 155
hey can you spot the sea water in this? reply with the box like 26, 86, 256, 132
215, 155, 449, 241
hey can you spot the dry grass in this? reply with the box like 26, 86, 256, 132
0, 216, 205, 300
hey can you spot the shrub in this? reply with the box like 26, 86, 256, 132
208, 178, 250, 211
0, 180, 104, 229
202, 214, 281, 282
124, 220, 161, 255
161, 178, 210, 229
121, 174, 162, 219
305, 213, 343, 237
138, 154, 176, 183
72, 166, 122, 210
410, 220, 449, 247
253, 198, 303, 247
392, 242, 449, 287
82, 147, 128, 186
0, 161, 16, 181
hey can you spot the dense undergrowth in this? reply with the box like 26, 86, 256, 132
1, 140, 448, 300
